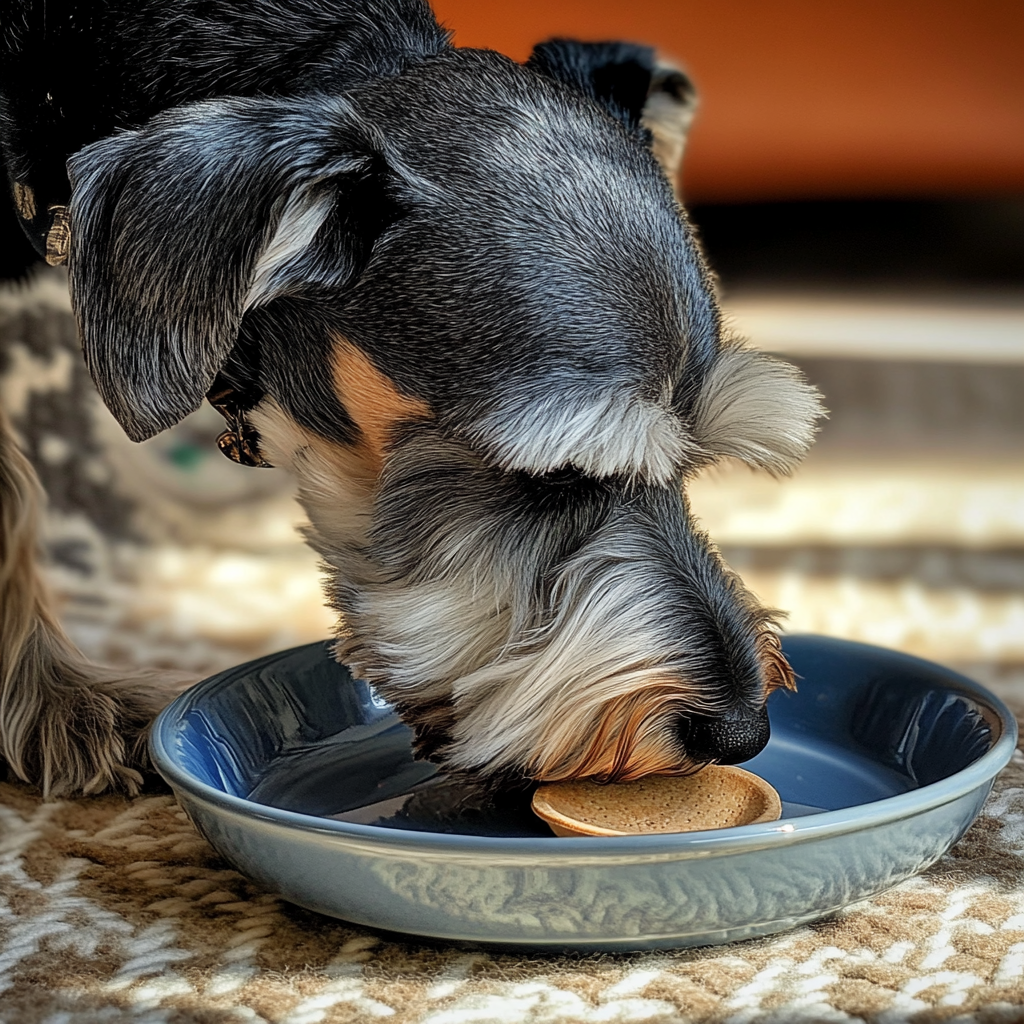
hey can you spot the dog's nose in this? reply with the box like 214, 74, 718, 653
680, 704, 771, 765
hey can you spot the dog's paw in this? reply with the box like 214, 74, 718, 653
3, 660, 194, 799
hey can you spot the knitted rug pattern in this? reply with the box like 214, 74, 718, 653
2, 743, 1023, 1024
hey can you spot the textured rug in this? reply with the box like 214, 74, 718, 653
2, 742, 1024, 1023
4, 274, 1024, 1021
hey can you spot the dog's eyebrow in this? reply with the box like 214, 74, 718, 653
690, 342, 825, 476
331, 335, 432, 469
462, 386, 701, 485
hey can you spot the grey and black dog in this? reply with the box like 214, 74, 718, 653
0, 0, 823, 796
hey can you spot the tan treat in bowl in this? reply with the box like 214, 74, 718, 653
532, 766, 782, 837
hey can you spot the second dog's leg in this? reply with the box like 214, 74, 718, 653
0, 406, 187, 797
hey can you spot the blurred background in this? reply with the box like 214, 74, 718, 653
2, 0, 1022, 701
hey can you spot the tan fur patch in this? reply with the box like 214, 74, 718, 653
331, 336, 431, 471
253, 398, 378, 493
758, 628, 798, 693
530, 681, 698, 783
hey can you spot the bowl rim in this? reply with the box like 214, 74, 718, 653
150, 635, 1018, 860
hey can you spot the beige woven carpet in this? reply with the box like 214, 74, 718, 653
1, 744, 1023, 1024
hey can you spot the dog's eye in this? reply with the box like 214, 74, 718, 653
541, 467, 585, 487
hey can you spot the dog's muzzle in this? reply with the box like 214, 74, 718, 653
679, 704, 771, 765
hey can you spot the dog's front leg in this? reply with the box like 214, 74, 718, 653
0, 406, 188, 797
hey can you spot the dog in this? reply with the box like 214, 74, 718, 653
0, 0, 823, 798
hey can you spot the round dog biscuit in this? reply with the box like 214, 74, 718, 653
531, 766, 782, 837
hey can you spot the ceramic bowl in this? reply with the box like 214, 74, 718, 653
150, 635, 1017, 951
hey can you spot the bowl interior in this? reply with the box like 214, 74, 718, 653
163, 636, 999, 838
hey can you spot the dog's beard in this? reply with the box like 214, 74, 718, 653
419, 550, 716, 781
339, 525, 785, 782
253, 407, 789, 781
533, 682, 705, 782
337, 575, 714, 782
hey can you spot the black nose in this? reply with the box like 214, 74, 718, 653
681, 705, 771, 765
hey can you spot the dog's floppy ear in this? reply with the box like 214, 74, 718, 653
527, 39, 697, 184
67, 96, 388, 442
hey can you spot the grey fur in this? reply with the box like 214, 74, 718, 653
2, 0, 824, 792
67, 96, 377, 441
256, 412, 791, 779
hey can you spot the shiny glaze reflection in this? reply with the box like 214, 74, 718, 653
152, 637, 1016, 950
183, 641, 996, 838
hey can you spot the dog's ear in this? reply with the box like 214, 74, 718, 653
526, 39, 697, 185
689, 343, 827, 476
67, 96, 391, 442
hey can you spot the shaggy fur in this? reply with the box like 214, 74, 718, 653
0, 405, 184, 796
1, 0, 823, 795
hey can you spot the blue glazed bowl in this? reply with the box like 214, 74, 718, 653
150, 635, 1017, 951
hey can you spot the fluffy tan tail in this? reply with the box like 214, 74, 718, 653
0, 405, 185, 797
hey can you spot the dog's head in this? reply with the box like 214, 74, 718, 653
66, 42, 823, 781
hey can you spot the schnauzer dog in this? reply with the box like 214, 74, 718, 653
0, 0, 823, 797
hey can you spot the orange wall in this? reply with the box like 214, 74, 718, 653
431, 0, 1024, 202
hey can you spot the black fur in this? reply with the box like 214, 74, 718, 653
528, 39, 664, 132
